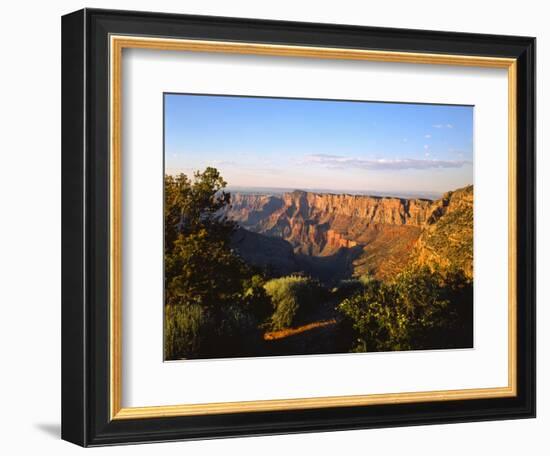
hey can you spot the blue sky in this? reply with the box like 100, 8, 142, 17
164, 94, 473, 195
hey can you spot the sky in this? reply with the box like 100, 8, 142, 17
164, 93, 473, 197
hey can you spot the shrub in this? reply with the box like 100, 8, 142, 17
333, 275, 374, 300
217, 304, 262, 354
241, 274, 272, 323
164, 304, 208, 360
164, 302, 264, 360
264, 276, 324, 330
337, 267, 473, 352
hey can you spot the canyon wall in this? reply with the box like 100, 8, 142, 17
226, 186, 473, 280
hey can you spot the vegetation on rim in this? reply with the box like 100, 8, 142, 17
164, 168, 269, 359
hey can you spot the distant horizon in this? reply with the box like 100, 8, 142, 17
164, 173, 472, 201
165, 94, 473, 194
224, 184, 454, 200
226, 186, 442, 201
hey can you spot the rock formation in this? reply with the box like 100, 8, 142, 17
226, 185, 473, 281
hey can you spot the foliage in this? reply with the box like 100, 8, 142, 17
165, 227, 250, 310
164, 303, 263, 360
332, 275, 374, 300
165, 304, 208, 359
164, 167, 232, 251
164, 168, 267, 359
241, 274, 273, 323
264, 276, 324, 330
337, 266, 473, 352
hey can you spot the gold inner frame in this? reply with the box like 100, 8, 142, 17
109, 35, 518, 420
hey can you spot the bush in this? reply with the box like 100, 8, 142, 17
217, 304, 261, 353
164, 302, 264, 360
164, 304, 208, 360
337, 267, 473, 352
332, 275, 374, 300
264, 276, 324, 330
241, 274, 272, 323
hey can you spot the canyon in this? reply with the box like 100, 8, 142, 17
227, 185, 473, 282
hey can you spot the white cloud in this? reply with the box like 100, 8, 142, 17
424, 144, 429, 150
304, 154, 471, 171
424, 134, 432, 138
432, 124, 454, 129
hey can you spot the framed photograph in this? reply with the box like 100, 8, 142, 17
61, 8, 535, 446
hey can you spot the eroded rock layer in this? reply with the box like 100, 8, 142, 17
226, 186, 473, 281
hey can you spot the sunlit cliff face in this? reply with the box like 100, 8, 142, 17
225, 186, 473, 280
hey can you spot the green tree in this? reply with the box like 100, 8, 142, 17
164, 167, 232, 253
164, 168, 243, 310
164, 168, 267, 360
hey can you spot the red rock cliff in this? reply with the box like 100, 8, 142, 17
225, 186, 473, 279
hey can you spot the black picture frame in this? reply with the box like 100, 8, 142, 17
62, 8, 536, 447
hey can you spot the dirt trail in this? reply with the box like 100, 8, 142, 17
264, 319, 337, 341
